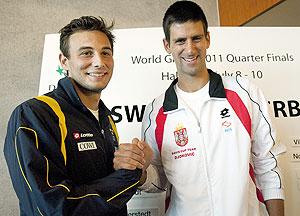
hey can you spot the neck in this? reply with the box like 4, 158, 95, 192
71, 80, 100, 111
177, 69, 209, 92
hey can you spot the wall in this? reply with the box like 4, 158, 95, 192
0, 0, 219, 215
245, 0, 300, 26
218, 0, 283, 26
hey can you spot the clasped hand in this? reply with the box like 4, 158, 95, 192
113, 138, 153, 171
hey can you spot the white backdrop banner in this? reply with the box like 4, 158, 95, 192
39, 27, 300, 216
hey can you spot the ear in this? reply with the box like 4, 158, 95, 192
163, 38, 171, 54
205, 31, 210, 49
59, 53, 69, 71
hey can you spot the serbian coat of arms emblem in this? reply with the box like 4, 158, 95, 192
174, 123, 188, 147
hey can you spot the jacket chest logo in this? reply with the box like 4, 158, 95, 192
220, 108, 233, 133
73, 131, 97, 151
174, 123, 188, 147
220, 108, 230, 118
73, 132, 94, 140
77, 141, 97, 151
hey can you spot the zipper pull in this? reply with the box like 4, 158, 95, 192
101, 129, 105, 138
198, 122, 201, 133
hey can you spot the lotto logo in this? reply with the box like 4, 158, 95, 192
73, 132, 80, 139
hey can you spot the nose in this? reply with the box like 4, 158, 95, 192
92, 52, 103, 68
185, 40, 196, 55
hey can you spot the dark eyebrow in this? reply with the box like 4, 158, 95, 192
78, 46, 93, 51
102, 46, 112, 51
173, 37, 186, 43
195, 34, 205, 38
78, 46, 112, 51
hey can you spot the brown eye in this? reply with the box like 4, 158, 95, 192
102, 51, 112, 56
193, 36, 202, 42
176, 39, 185, 45
81, 51, 93, 56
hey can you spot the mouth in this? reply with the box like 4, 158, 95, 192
86, 71, 107, 78
182, 56, 198, 63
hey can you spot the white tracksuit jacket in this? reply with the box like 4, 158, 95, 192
140, 70, 285, 216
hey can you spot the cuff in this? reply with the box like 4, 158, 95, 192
262, 188, 285, 201
138, 165, 156, 191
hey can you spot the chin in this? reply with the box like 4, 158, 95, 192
88, 88, 104, 93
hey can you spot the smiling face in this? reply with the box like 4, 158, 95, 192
163, 21, 210, 78
60, 30, 114, 94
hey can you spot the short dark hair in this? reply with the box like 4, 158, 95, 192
163, 1, 208, 42
59, 16, 115, 58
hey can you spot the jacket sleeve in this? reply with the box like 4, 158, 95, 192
249, 82, 285, 201
139, 101, 169, 193
4, 101, 141, 216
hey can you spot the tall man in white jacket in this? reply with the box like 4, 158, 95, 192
114, 1, 285, 215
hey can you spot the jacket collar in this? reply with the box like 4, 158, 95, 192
56, 77, 83, 109
163, 69, 226, 112
54, 77, 110, 116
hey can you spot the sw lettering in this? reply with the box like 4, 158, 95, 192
111, 105, 146, 123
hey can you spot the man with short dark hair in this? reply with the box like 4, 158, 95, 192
4, 16, 152, 216
115, 1, 285, 215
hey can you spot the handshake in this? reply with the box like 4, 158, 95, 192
113, 138, 153, 173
